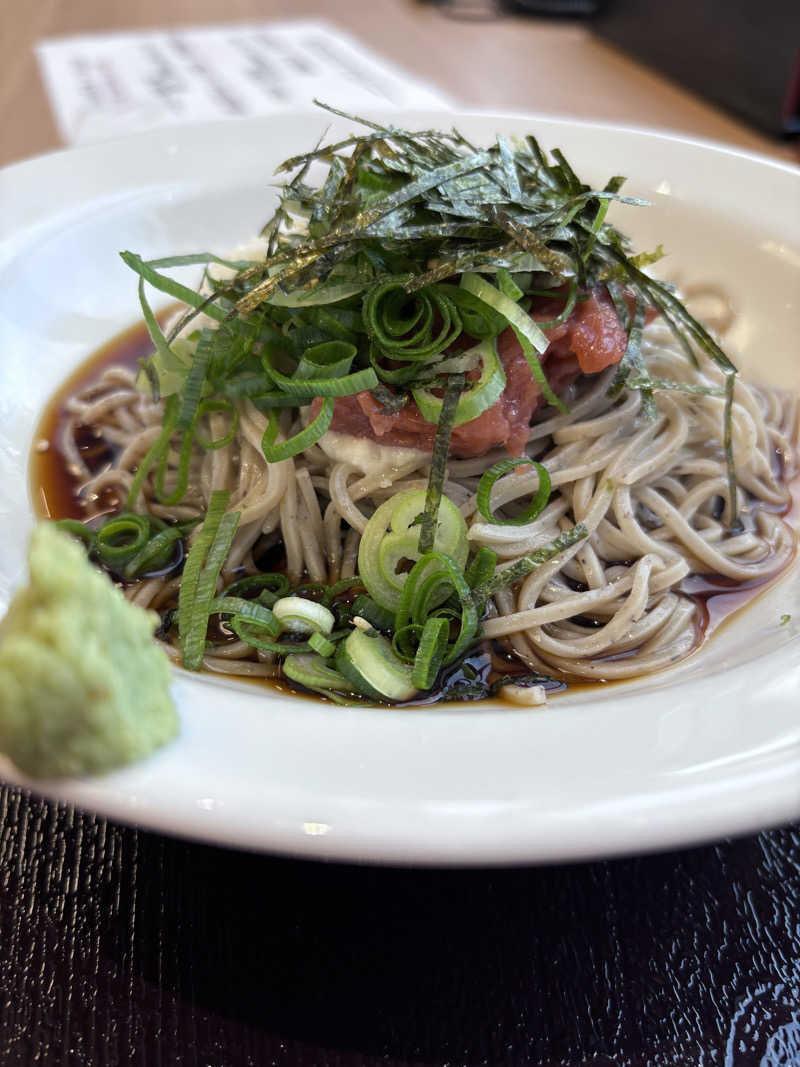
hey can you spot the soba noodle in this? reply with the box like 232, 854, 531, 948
43, 111, 800, 703
59, 314, 798, 690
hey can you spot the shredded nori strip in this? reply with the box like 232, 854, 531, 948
417, 373, 465, 555
126, 101, 742, 524
472, 524, 588, 601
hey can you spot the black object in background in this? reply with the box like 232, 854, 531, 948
503, 0, 605, 13
418, 0, 606, 19
593, 0, 800, 138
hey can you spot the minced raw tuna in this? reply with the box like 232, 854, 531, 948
319, 284, 637, 459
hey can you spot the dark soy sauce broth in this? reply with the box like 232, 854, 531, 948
31, 317, 158, 522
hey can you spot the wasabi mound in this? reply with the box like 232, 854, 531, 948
0, 523, 177, 778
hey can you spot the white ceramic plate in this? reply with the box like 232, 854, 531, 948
1, 111, 799, 865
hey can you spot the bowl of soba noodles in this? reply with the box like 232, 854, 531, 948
0, 108, 798, 863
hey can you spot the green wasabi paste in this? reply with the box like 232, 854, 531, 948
0, 523, 177, 778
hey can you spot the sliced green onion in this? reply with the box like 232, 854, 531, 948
363, 276, 461, 363
51, 519, 96, 549
178, 491, 240, 670
263, 350, 378, 397
392, 623, 424, 663
294, 340, 358, 380
221, 573, 290, 606
367, 342, 423, 387
222, 373, 272, 399
176, 328, 213, 431
308, 632, 337, 658
95, 514, 151, 565
358, 488, 468, 613
282, 654, 354, 693
261, 397, 334, 462
533, 278, 579, 330
412, 616, 450, 689
460, 272, 566, 412
122, 525, 183, 579
396, 551, 479, 667
121, 251, 229, 323
272, 596, 335, 635
351, 594, 395, 631
251, 391, 314, 410
154, 421, 195, 506
194, 398, 239, 450
322, 577, 365, 606
461, 272, 548, 351
465, 546, 498, 589
230, 619, 316, 655
267, 281, 365, 308
412, 340, 505, 428
125, 394, 179, 511
334, 628, 418, 702
435, 284, 506, 340
122, 252, 239, 397
131, 277, 186, 399
476, 458, 551, 526
209, 596, 281, 637
496, 267, 524, 302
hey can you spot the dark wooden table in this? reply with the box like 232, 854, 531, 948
2, 5, 800, 1065
1, 785, 798, 1065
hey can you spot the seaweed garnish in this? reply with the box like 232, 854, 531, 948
126, 100, 741, 524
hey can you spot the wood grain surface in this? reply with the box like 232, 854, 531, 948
0, 786, 799, 1065
1, 5, 800, 1065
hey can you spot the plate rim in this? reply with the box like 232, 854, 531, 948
1, 107, 799, 865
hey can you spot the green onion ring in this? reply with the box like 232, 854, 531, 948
294, 340, 358, 380
308, 631, 337, 658
322, 577, 365, 606
533, 277, 579, 330
396, 551, 479, 666
282, 654, 354, 694
125, 394, 179, 511
364, 278, 462, 363
460, 272, 566, 413
412, 339, 505, 428
178, 491, 239, 670
194, 398, 239, 450
122, 526, 183, 579
392, 623, 424, 663
229, 617, 318, 655
209, 596, 282, 637
51, 519, 96, 550
261, 397, 334, 462
465, 546, 498, 589
95, 513, 151, 564
351, 594, 395, 632
476, 458, 552, 526
221, 573, 290, 605
412, 616, 450, 689
263, 350, 378, 398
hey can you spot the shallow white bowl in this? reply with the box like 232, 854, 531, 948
0, 110, 798, 865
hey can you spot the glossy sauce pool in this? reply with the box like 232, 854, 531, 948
28, 317, 798, 703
